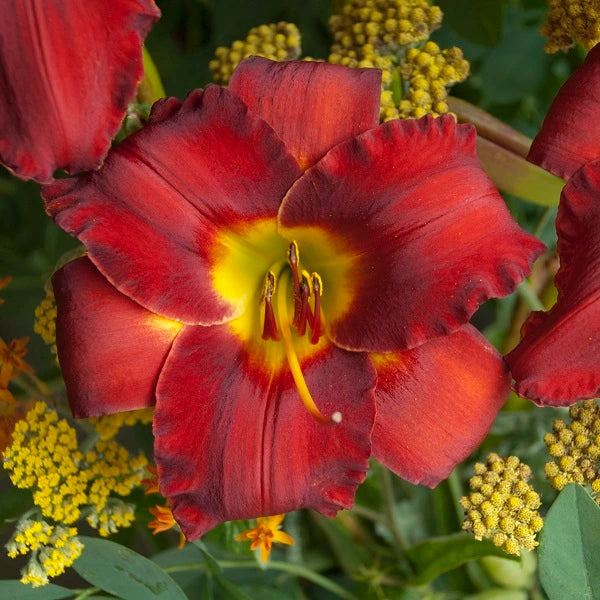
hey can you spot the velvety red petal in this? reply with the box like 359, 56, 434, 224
371, 325, 509, 487
53, 257, 182, 418
153, 324, 376, 540
228, 57, 381, 170
279, 115, 545, 353
528, 44, 600, 179
0, 0, 160, 183
506, 160, 600, 405
44, 86, 302, 325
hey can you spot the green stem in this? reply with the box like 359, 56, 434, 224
72, 587, 101, 599
352, 504, 386, 524
533, 206, 557, 239
516, 279, 545, 312
164, 560, 357, 600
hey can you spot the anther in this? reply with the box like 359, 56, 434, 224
261, 272, 280, 341
296, 274, 311, 336
309, 273, 323, 345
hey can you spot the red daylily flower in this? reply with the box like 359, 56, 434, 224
44, 58, 543, 540
0, 0, 160, 183
506, 43, 600, 406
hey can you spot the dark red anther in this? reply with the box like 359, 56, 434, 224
261, 272, 280, 341
310, 274, 323, 345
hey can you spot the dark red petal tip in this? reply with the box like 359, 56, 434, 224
372, 325, 509, 487
506, 159, 600, 406
229, 57, 381, 170
280, 115, 545, 353
0, 0, 160, 183
53, 257, 181, 418
528, 43, 600, 179
153, 324, 376, 540
43, 85, 302, 326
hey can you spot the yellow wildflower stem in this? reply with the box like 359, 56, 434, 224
276, 272, 327, 423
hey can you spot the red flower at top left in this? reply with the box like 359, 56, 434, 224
0, 0, 160, 183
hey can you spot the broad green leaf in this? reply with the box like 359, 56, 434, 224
539, 484, 600, 599
0, 581, 73, 600
437, 0, 503, 46
73, 536, 187, 600
406, 534, 518, 585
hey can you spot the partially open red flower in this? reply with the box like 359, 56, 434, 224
506, 44, 600, 406
0, 0, 160, 183
45, 58, 543, 539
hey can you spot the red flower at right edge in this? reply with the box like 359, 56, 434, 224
506, 43, 600, 405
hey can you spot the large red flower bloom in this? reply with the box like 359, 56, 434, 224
0, 0, 160, 183
506, 44, 600, 406
44, 58, 543, 539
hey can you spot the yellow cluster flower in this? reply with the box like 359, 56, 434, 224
544, 400, 600, 500
329, 0, 442, 54
89, 407, 154, 441
210, 22, 301, 85
3, 402, 88, 524
541, 0, 600, 53
87, 498, 137, 537
461, 454, 543, 556
6, 518, 83, 587
397, 42, 469, 119
84, 439, 147, 518
33, 290, 57, 357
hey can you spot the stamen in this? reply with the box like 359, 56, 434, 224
277, 272, 330, 424
296, 273, 311, 336
261, 272, 280, 341
287, 241, 302, 327
310, 273, 323, 345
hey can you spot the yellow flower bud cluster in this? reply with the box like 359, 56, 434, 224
33, 290, 57, 357
398, 42, 469, 119
210, 22, 302, 85
460, 454, 543, 556
329, 0, 442, 54
89, 406, 154, 441
87, 498, 137, 538
541, 0, 600, 53
3, 402, 88, 524
544, 400, 600, 501
6, 518, 83, 587
83, 439, 147, 532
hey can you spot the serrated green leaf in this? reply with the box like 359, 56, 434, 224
0, 581, 73, 600
73, 536, 187, 600
437, 0, 503, 46
539, 484, 600, 599
406, 533, 518, 585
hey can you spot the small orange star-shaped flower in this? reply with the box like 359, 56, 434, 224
0, 276, 10, 305
142, 465, 159, 495
148, 503, 185, 548
0, 337, 34, 389
235, 514, 295, 563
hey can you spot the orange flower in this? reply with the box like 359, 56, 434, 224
235, 514, 295, 563
0, 276, 10, 305
142, 465, 159, 495
0, 337, 33, 389
148, 504, 185, 548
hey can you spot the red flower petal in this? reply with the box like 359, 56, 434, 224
0, 0, 160, 183
228, 57, 381, 170
506, 160, 600, 405
279, 115, 544, 353
528, 44, 600, 179
44, 86, 302, 325
53, 257, 182, 418
153, 324, 376, 540
371, 325, 509, 487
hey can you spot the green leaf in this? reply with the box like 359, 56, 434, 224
73, 536, 187, 600
539, 484, 600, 599
480, 28, 546, 104
0, 488, 33, 522
406, 533, 518, 585
0, 581, 73, 600
437, 0, 503, 46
